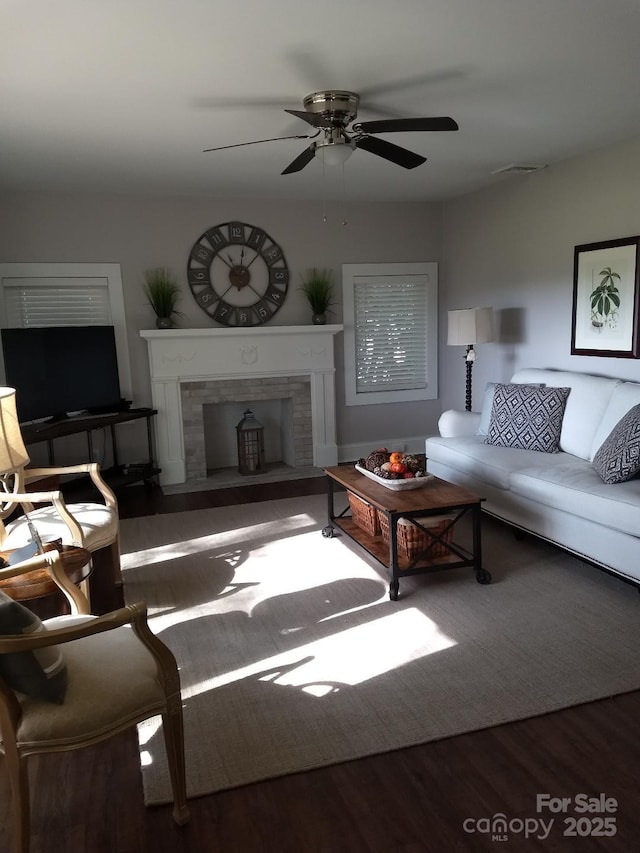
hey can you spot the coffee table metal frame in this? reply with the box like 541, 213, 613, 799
322, 466, 491, 600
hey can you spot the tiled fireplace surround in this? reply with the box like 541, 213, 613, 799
181, 375, 312, 481
140, 326, 343, 486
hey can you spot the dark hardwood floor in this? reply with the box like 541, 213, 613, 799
1, 479, 639, 852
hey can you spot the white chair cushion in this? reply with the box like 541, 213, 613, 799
4, 503, 117, 552
14, 619, 164, 749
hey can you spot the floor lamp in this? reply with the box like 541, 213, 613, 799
447, 307, 494, 411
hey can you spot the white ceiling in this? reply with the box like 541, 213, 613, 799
3, 0, 640, 203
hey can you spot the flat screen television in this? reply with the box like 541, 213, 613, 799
1, 325, 123, 423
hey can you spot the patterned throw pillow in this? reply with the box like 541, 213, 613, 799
0, 590, 67, 703
476, 382, 545, 436
592, 404, 640, 484
486, 383, 571, 453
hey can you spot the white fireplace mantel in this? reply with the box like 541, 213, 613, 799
140, 325, 343, 485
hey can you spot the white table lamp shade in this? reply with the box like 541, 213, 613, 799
447, 307, 494, 345
0, 387, 30, 471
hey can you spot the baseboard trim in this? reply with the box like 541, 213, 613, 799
338, 436, 426, 463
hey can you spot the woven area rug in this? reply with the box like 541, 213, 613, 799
120, 494, 640, 805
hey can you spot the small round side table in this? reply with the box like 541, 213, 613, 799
0, 545, 92, 602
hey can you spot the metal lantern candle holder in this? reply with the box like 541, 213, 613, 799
236, 409, 265, 475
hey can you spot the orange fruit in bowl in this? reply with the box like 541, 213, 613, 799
389, 451, 403, 464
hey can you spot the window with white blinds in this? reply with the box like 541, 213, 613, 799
0, 263, 133, 400
4, 280, 112, 327
343, 263, 438, 406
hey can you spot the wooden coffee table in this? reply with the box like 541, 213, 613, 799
323, 465, 490, 600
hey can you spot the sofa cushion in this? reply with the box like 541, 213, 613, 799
510, 369, 620, 459
476, 382, 496, 436
425, 435, 575, 490
486, 383, 570, 453
592, 404, 640, 484
0, 591, 68, 704
590, 381, 640, 459
510, 461, 640, 539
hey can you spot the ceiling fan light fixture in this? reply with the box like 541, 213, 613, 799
315, 138, 355, 167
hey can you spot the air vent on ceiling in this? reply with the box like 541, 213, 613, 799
492, 163, 547, 175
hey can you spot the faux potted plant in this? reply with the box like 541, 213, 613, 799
299, 268, 335, 325
143, 267, 184, 328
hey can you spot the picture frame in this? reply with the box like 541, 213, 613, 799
571, 235, 640, 358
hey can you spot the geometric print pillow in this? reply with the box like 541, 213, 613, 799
592, 403, 640, 484
485, 383, 571, 453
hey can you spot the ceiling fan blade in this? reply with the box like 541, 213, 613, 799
203, 134, 312, 153
354, 116, 459, 133
284, 109, 335, 129
194, 95, 295, 110
357, 67, 469, 99
355, 135, 426, 169
281, 145, 316, 175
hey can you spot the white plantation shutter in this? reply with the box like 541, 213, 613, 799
354, 278, 427, 393
4, 279, 112, 327
0, 263, 133, 400
343, 263, 438, 406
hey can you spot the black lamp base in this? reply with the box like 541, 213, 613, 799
464, 345, 475, 412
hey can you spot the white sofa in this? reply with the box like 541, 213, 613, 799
425, 368, 640, 587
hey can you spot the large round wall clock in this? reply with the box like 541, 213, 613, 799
187, 221, 289, 326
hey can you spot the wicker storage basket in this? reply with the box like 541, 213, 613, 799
377, 511, 455, 560
348, 492, 381, 537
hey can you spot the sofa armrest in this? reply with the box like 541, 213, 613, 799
438, 409, 481, 437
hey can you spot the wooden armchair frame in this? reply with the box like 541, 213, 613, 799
0, 461, 122, 595
0, 551, 189, 853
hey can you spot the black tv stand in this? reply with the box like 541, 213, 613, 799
86, 399, 132, 415
21, 408, 160, 491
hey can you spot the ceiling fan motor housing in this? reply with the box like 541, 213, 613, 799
303, 90, 360, 126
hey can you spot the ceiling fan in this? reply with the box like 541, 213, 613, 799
203, 90, 458, 174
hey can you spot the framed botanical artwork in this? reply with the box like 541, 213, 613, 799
571, 235, 640, 358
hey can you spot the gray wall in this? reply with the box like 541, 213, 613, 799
0, 192, 442, 461
440, 134, 640, 412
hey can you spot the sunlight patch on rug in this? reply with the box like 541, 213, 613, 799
120, 495, 640, 805
189, 607, 455, 698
